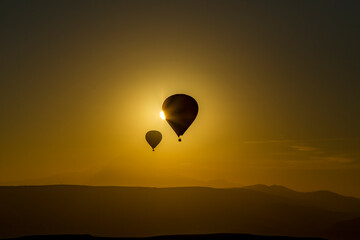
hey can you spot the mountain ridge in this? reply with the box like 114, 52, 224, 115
1, 185, 359, 240
243, 184, 360, 214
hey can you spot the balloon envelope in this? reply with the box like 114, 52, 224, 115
162, 94, 198, 141
145, 130, 162, 151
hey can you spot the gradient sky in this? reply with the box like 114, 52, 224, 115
1, 0, 359, 196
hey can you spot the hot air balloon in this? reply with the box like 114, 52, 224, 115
162, 94, 198, 142
145, 130, 162, 151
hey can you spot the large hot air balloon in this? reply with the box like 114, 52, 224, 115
145, 130, 162, 151
162, 94, 198, 142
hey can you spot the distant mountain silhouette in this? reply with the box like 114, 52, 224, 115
0, 185, 359, 240
2, 233, 326, 240
243, 184, 360, 215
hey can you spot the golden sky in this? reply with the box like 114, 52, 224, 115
0, 1, 359, 196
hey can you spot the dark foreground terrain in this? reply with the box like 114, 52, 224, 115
2, 233, 326, 240
1, 185, 360, 240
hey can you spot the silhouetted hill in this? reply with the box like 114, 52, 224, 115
1, 233, 326, 240
0, 185, 359, 239
243, 184, 360, 214
323, 217, 360, 240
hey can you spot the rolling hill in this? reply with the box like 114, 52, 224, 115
0, 185, 359, 240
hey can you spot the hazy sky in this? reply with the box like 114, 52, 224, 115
1, 1, 359, 196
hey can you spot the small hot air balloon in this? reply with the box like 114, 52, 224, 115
145, 130, 162, 151
162, 94, 198, 142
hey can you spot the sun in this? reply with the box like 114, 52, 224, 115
160, 110, 166, 120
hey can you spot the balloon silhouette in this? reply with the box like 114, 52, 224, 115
145, 130, 162, 151
162, 94, 198, 142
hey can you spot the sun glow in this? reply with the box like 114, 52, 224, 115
160, 110, 166, 120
